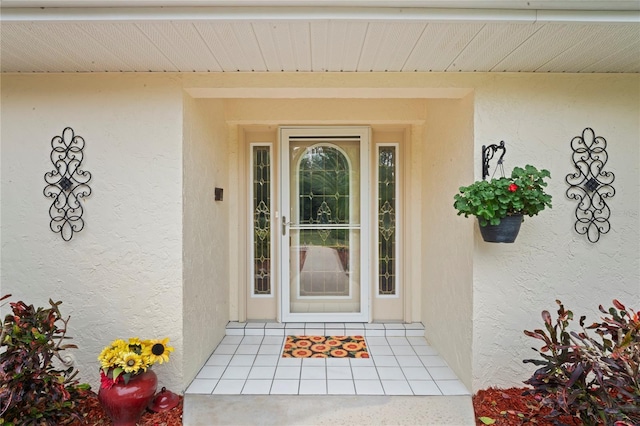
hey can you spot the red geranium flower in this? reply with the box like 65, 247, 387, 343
508, 183, 518, 192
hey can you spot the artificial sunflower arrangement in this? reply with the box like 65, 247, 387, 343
98, 337, 174, 389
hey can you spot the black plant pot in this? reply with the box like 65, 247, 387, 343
478, 215, 523, 243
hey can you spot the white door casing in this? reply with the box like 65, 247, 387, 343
280, 126, 370, 322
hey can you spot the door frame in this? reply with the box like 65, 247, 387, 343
279, 126, 371, 323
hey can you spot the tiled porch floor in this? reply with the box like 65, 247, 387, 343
185, 322, 469, 397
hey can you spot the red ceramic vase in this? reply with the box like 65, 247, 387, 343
98, 370, 158, 426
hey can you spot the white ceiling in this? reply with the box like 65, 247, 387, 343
1, 2, 639, 73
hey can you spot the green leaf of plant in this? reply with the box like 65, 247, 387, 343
479, 417, 496, 425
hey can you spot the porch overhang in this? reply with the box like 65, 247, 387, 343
1, 1, 638, 73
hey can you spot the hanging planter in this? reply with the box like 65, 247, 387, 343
478, 214, 523, 243
453, 165, 552, 244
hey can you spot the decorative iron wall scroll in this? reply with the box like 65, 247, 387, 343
565, 127, 615, 243
43, 127, 92, 241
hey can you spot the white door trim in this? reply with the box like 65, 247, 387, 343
279, 126, 370, 323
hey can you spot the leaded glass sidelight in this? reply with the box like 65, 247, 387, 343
378, 146, 396, 295
252, 146, 272, 295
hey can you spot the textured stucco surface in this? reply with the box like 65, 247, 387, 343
0, 74, 185, 391
469, 74, 640, 390
182, 96, 229, 389
422, 95, 475, 391
2, 71, 638, 395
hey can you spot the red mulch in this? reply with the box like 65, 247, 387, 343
473, 387, 582, 426
70, 389, 183, 425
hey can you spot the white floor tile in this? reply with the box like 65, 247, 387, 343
391, 345, 416, 356
275, 366, 301, 379
226, 322, 246, 329
373, 355, 399, 367
404, 323, 425, 330
242, 379, 272, 394
386, 337, 410, 346
301, 366, 326, 379
326, 358, 350, 366
248, 366, 276, 380
407, 337, 429, 346
327, 366, 352, 380
419, 355, 448, 367
377, 367, 403, 380
367, 345, 393, 356
364, 323, 385, 329
428, 366, 458, 380
211, 323, 467, 397
213, 379, 245, 394
384, 323, 405, 329
186, 379, 217, 394
436, 380, 470, 395
299, 379, 327, 394
221, 336, 243, 344
396, 355, 423, 367
385, 329, 406, 336
354, 380, 385, 395
196, 366, 226, 379
350, 357, 374, 366
278, 357, 303, 366
214, 345, 238, 355
301, 358, 326, 366
206, 354, 233, 366
221, 366, 251, 380
381, 380, 413, 395
236, 344, 260, 355
265, 322, 285, 329
253, 354, 279, 366
241, 336, 264, 344
305, 323, 325, 329
366, 337, 388, 345
351, 366, 379, 380
258, 345, 282, 355
327, 380, 356, 394
271, 379, 299, 394
229, 354, 256, 366
261, 336, 285, 345
413, 346, 439, 356
401, 367, 431, 380
409, 380, 442, 395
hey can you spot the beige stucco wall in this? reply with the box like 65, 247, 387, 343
422, 95, 475, 391
0, 74, 185, 391
1, 71, 638, 395
182, 96, 229, 389
469, 74, 640, 390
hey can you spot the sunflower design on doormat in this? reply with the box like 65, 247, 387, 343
282, 335, 369, 358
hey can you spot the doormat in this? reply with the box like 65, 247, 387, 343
282, 335, 369, 358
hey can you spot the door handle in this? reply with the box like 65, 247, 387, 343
282, 216, 288, 236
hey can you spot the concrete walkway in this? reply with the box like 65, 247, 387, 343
183, 394, 475, 425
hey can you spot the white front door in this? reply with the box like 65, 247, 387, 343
280, 127, 370, 322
